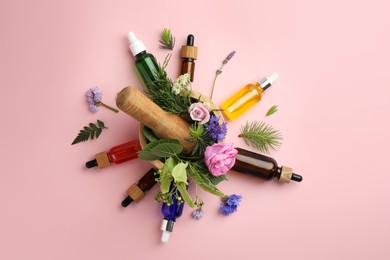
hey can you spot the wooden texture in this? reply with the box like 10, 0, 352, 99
180, 46, 198, 59
95, 152, 110, 168
116, 87, 195, 153
126, 184, 145, 202
279, 166, 293, 183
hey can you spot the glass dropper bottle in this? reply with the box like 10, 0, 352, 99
121, 168, 157, 207
221, 73, 279, 120
85, 139, 141, 169
233, 147, 303, 183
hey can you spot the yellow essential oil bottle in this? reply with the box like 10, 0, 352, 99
221, 73, 279, 120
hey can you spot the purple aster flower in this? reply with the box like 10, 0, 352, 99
89, 103, 99, 113
191, 208, 204, 220
205, 115, 227, 142
219, 194, 242, 216
87, 87, 103, 103
86, 87, 118, 113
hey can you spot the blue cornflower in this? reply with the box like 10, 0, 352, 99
219, 194, 242, 216
205, 115, 227, 142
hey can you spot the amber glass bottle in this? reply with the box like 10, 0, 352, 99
180, 34, 198, 81
233, 148, 302, 183
121, 168, 157, 207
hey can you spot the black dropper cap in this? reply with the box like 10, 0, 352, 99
85, 159, 98, 168
291, 173, 303, 182
121, 196, 134, 207
186, 34, 194, 46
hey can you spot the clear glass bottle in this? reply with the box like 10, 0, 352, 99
85, 139, 141, 169
221, 73, 279, 120
128, 31, 159, 88
121, 168, 157, 207
233, 147, 302, 183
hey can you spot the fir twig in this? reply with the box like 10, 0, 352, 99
239, 121, 282, 154
159, 28, 175, 50
266, 105, 278, 117
71, 120, 107, 145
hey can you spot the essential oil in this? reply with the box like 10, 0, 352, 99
128, 31, 159, 88
180, 34, 198, 81
121, 168, 157, 207
160, 187, 185, 243
85, 139, 141, 169
221, 73, 279, 120
233, 147, 302, 183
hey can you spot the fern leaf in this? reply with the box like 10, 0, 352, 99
71, 120, 107, 145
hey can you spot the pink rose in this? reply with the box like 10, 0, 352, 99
204, 143, 238, 176
188, 102, 210, 124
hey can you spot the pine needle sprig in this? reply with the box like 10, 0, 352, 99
239, 121, 282, 154
71, 120, 107, 145
159, 28, 175, 50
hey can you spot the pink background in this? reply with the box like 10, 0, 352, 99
1, 0, 389, 259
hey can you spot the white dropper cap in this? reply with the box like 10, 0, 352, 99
268, 72, 279, 84
259, 72, 279, 90
128, 31, 146, 57
161, 230, 171, 243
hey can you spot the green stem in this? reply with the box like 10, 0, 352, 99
210, 64, 224, 100
97, 102, 119, 113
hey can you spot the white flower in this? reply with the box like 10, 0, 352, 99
172, 73, 191, 95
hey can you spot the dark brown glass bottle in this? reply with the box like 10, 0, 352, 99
180, 34, 198, 82
121, 168, 157, 207
233, 148, 302, 183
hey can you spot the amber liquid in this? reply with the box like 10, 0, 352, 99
221, 83, 263, 120
233, 148, 278, 180
181, 60, 195, 81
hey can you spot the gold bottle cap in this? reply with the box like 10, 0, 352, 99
95, 152, 111, 168
279, 166, 293, 183
127, 184, 145, 202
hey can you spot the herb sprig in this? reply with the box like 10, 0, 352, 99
266, 105, 278, 117
159, 28, 175, 50
71, 120, 107, 145
239, 121, 282, 154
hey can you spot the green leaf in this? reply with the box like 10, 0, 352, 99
207, 174, 228, 185
172, 163, 188, 184
71, 120, 108, 145
137, 150, 162, 161
187, 163, 226, 198
266, 105, 278, 117
142, 126, 159, 142
150, 143, 183, 158
95, 128, 102, 138
176, 182, 194, 207
89, 123, 98, 130
160, 158, 174, 193
97, 120, 106, 128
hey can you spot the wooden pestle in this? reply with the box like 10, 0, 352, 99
116, 87, 195, 153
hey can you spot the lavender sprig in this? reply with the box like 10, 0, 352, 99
210, 51, 236, 100
86, 87, 119, 113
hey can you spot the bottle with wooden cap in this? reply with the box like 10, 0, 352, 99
233, 147, 303, 183
180, 34, 198, 82
85, 139, 142, 169
121, 168, 157, 207
221, 73, 279, 120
